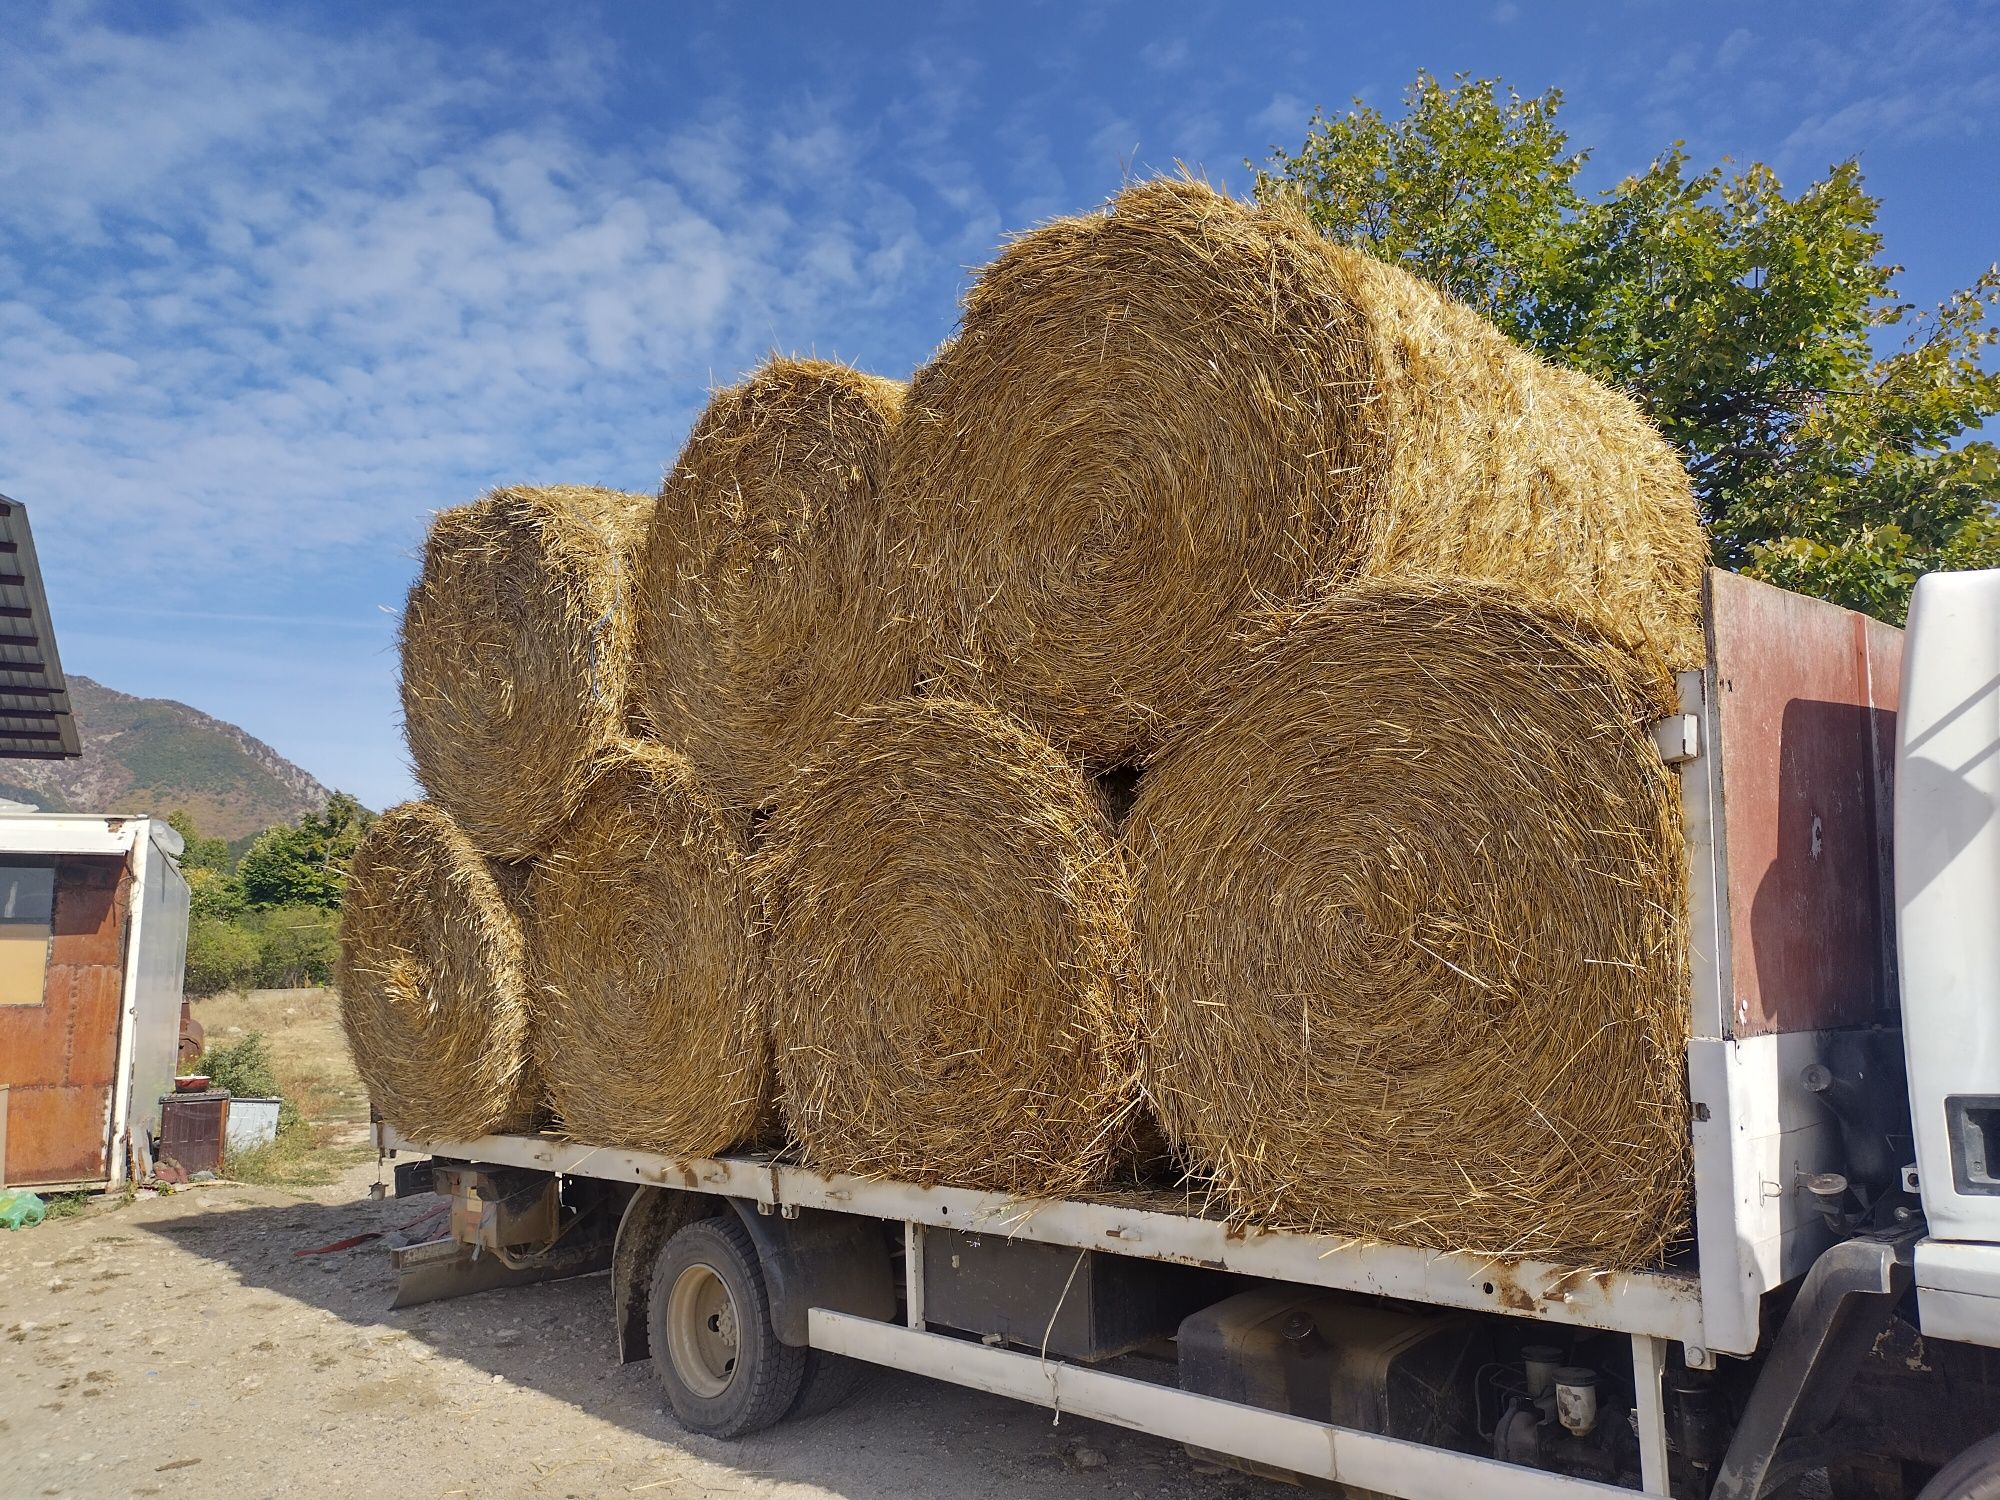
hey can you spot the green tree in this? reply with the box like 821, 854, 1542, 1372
166, 810, 231, 872
234, 793, 373, 911
184, 913, 260, 997
167, 811, 246, 919
1256, 72, 2000, 621
246, 904, 341, 989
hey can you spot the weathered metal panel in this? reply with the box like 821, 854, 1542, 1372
157, 1092, 227, 1177
1, 1083, 118, 1184
1862, 614, 1904, 1012
118, 824, 189, 1170
0, 855, 128, 1184
1709, 571, 1901, 1036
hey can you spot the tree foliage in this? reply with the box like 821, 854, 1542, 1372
234, 792, 372, 911
1256, 72, 2000, 622
185, 913, 261, 997
173, 798, 367, 996
166, 810, 231, 872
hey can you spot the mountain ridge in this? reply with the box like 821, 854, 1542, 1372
0, 675, 335, 840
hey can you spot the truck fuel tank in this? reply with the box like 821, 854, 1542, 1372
1177, 1289, 1485, 1493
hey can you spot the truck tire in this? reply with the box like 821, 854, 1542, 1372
648, 1215, 806, 1438
788, 1350, 874, 1421
1921, 1433, 2000, 1499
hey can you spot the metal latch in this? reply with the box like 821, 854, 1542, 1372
1651, 714, 1700, 765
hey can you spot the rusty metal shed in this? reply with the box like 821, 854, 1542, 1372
0, 815, 190, 1190
0, 499, 188, 1190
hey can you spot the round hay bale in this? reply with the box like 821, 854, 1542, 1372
632, 359, 913, 811
891, 177, 1706, 766
754, 699, 1142, 1196
337, 801, 539, 1141
401, 485, 652, 861
1127, 582, 1691, 1267
526, 740, 766, 1155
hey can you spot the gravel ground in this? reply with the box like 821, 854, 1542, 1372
0, 1158, 1292, 1500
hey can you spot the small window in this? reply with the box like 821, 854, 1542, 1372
0, 863, 55, 1005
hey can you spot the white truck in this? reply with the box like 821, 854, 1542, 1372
373, 567, 2000, 1499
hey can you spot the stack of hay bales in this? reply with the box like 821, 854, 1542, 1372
345, 484, 652, 1140
342, 176, 1708, 1269
347, 359, 914, 1158
841, 178, 1703, 1266
889, 177, 1703, 766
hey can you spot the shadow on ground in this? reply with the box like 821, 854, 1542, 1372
128, 1179, 1279, 1500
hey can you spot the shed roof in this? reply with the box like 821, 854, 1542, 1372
0, 498, 80, 760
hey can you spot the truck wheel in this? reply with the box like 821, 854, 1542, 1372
648, 1216, 806, 1438
1920, 1432, 2000, 1499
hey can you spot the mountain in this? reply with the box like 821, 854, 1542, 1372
0, 676, 335, 841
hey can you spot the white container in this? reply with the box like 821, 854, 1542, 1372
224, 1097, 282, 1153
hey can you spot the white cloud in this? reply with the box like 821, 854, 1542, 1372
0, 6, 942, 608
1090, 117, 1143, 176
1251, 92, 1311, 146
1139, 38, 1191, 72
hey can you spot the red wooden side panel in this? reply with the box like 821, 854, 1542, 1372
1710, 571, 1901, 1036
0, 856, 129, 1184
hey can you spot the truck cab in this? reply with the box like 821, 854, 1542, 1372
1900, 571, 2000, 1449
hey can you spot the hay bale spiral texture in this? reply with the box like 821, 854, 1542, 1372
337, 801, 539, 1141
1128, 582, 1691, 1267
401, 485, 652, 861
527, 740, 766, 1155
755, 699, 1141, 1196
632, 359, 913, 811
891, 177, 1706, 766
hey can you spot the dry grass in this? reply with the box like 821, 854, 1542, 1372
193, 988, 370, 1126
336, 802, 540, 1141
890, 177, 1706, 767
631, 358, 914, 812
1126, 581, 1691, 1268
526, 740, 768, 1155
754, 698, 1143, 1196
401, 485, 653, 861
192, 989, 376, 1186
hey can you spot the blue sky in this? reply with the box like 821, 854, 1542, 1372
6, 0, 1997, 812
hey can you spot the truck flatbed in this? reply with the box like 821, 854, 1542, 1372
379, 1123, 1705, 1349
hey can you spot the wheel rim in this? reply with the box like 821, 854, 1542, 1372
666, 1261, 740, 1399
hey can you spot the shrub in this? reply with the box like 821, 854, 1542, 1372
198, 1032, 281, 1098
247, 904, 340, 988
185, 914, 260, 997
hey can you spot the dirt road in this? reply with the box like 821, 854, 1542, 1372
0, 1158, 1286, 1500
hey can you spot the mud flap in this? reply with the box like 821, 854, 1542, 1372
389, 1235, 612, 1310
